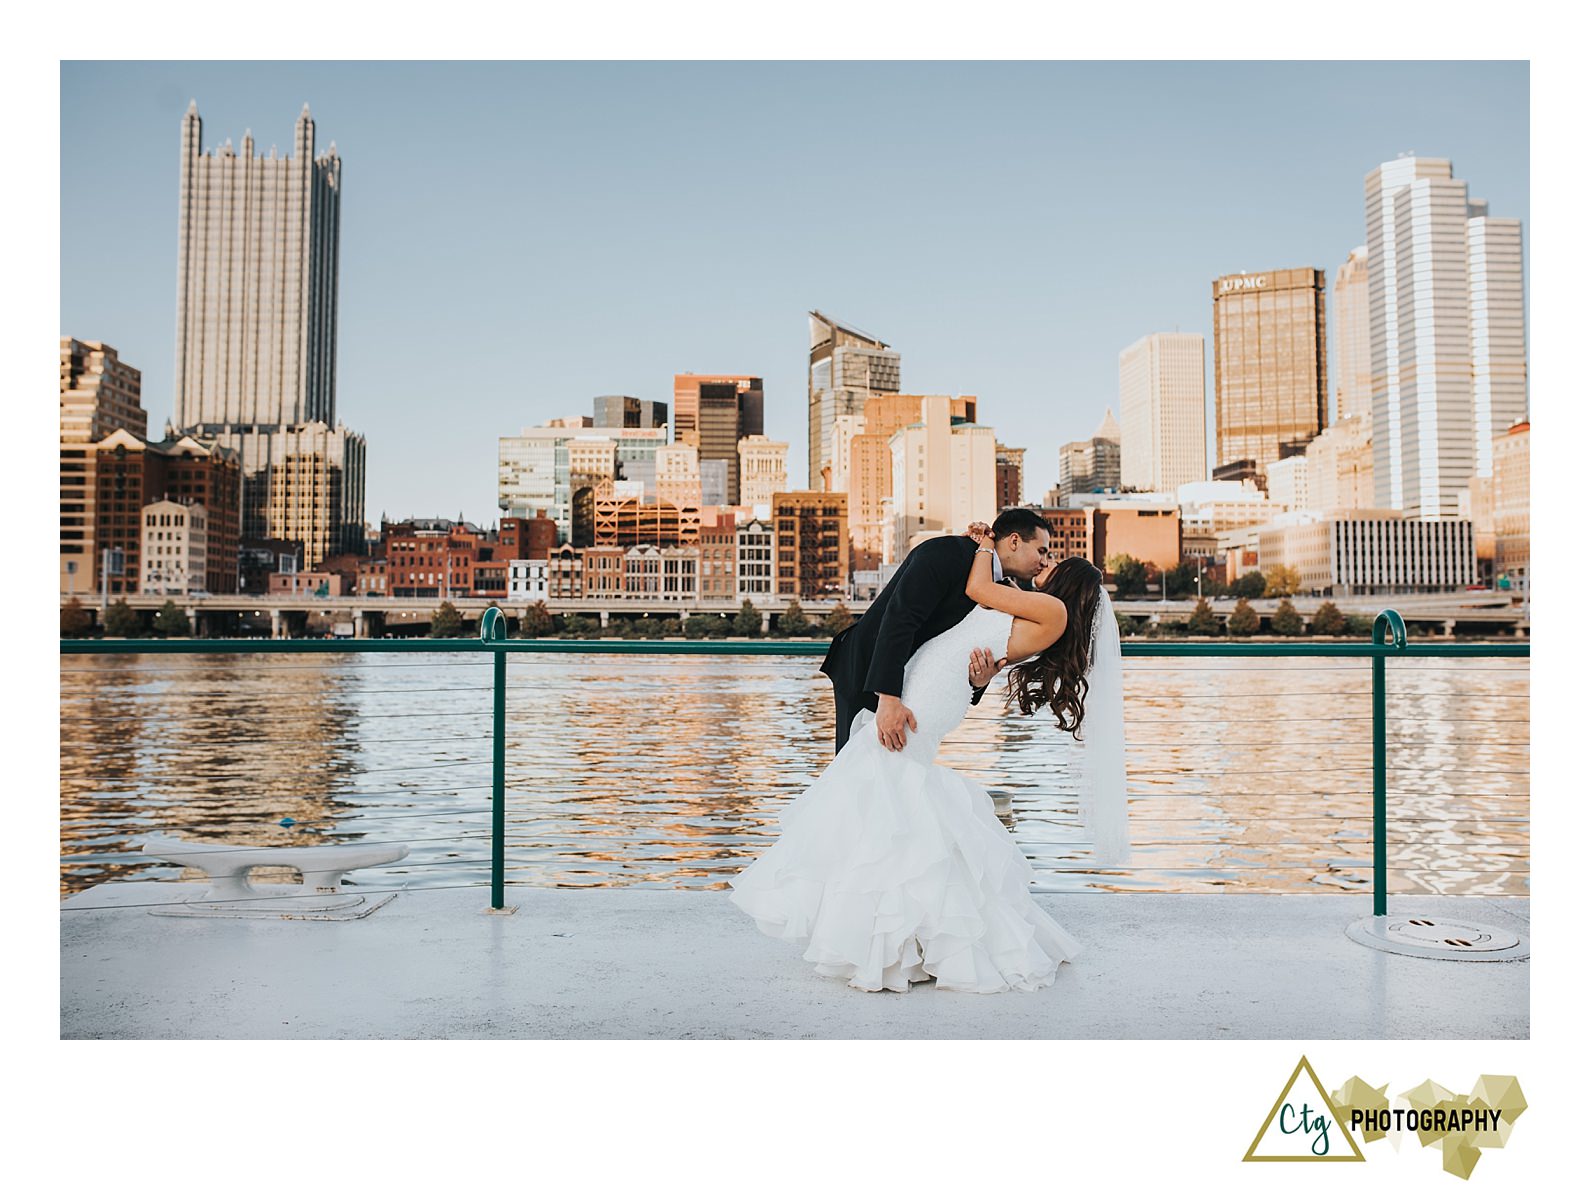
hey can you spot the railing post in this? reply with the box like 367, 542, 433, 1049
1371, 609, 1407, 917
482, 607, 508, 911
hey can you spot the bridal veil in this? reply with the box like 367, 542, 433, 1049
1081, 587, 1132, 865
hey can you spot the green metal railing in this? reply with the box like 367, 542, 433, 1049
61, 606, 1528, 915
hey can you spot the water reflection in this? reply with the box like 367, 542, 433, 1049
60, 652, 1530, 899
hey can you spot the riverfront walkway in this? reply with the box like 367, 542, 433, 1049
61, 886, 1528, 1039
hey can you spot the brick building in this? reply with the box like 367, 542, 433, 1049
773, 491, 849, 599
383, 518, 488, 598
548, 545, 585, 599
496, 512, 557, 561
698, 512, 738, 603
92, 429, 240, 596
995, 444, 1026, 509
1032, 507, 1103, 565
61, 338, 148, 595
1094, 506, 1182, 573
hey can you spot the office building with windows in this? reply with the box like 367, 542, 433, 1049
1365, 155, 1526, 518
1119, 333, 1207, 492
738, 434, 789, 509
1211, 267, 1328, 482
61, 338, 149, 594
593, 395, 668, 430
672, 374, 763, 504
171, 102, 364, 566
1055, 408, 1122, 499
1334, 247, 1372, 421
889, 396, 996, 562
807, 310, 900, 490
498, 424, 670, 541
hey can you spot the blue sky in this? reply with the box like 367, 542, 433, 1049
59, 60, 1528, 524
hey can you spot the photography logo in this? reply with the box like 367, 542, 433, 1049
1244, 1054, 1528, 1180
1243, 1054, 1365, 1163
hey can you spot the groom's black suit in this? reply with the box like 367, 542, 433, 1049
820, 535, 1001, 754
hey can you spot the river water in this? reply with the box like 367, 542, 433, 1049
59, 650, 1530, 899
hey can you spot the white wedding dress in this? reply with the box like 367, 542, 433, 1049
729, 603, 1082, 993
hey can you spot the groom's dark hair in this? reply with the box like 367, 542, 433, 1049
990, 507, 1054, 542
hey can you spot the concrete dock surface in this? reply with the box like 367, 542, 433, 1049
61, 884, 1529, 1039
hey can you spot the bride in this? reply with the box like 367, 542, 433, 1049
729, 523, 1130, 993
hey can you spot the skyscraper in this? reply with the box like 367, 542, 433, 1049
846, 425, 890, 575
995, 445, 1026, 510
1210, 267, 1328, 482
61, 339, 146, 444
1365, 155, 1527, 519
842, 395, 977, 572
1118, 333, 1206, 492
593, 395, 668, 430
249, 422, 366, 567
1468, 216, 1528, 481
672, 374, 763, 504
1333, 247, 1372, 421
171, 102, 365, 565
1393, 169, 1473, 519
61, 339, 148, 593
175, 102, 341, 430
827, 414, 866, 494
1056, 408, 1122, 498
807, 311, 900, 490
889, 396, 996, 561
1365, 156, 1449, 513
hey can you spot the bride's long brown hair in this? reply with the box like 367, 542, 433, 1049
1004, 556, 1104, 739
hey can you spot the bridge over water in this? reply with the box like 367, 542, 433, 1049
62, 588, 1529, 638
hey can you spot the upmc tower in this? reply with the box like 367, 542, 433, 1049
1210, 267, 1328, 485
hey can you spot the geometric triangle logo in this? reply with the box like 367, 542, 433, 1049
1243, 1054, 1367, 1162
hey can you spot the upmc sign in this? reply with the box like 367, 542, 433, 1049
1219, 275, 1269, 294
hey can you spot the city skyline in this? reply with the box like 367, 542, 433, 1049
60, 61, 1529, 524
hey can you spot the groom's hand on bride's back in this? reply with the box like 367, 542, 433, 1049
875, 693, 916, 752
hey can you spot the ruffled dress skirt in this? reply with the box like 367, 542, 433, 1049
729, 712, 1082, 993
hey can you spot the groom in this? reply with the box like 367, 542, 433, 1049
820, 508, 1054, 754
